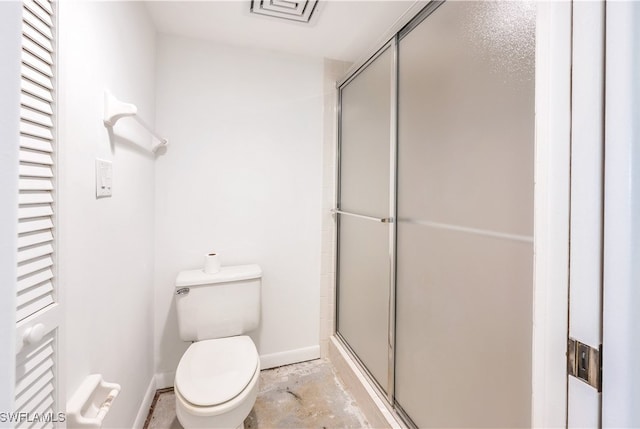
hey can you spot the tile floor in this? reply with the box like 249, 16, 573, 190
144, 359, 370, 429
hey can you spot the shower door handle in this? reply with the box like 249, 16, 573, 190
331, 209, 393, 223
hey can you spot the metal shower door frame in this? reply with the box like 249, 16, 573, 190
334, 36, 398, 405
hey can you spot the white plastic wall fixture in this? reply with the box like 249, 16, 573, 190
66, 374, 121, 428
103, 90, 168, 153
103, 90, 137, 127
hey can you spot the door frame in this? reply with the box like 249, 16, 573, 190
531, 1, 640, 426
602, 2, 640, 427
334, 39, 397, 400
531, 2, 572, 427
0, 1, 23, 414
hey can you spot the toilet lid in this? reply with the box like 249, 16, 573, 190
175, 336, 258, 407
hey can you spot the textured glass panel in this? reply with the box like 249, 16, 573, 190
397, 2, 534, 235
339, 48, 391, 218
396, 225, 533, 427
336, 46, 392, 391
395, 1, 535, 427
337, 215, 390, 390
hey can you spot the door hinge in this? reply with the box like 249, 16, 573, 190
568, 338, 602, 392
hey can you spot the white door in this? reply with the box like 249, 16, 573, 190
602, 2, 640, 427
14, 0, 62, 427
567, 0, 605, 427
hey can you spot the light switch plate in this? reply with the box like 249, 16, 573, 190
96, 159, 113, 198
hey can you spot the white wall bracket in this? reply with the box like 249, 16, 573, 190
103, 90, 168, 153
66, 374, 121, 428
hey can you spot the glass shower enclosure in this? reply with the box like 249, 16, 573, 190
335, 1, 536, 427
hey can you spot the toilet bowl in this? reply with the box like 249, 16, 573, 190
174, 336, 259, 429
173, 265, 262, 429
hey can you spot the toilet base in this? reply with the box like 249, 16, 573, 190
175, 364, 259, 429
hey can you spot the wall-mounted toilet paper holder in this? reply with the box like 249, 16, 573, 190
66, 374, 120, 428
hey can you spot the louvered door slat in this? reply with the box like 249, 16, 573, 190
18, 192, 53, 205
21, 92, 53, 115
18, 218, 53, 235
18, 205, 53, 220
18, 206, 53, 221
33, 0, 52, 14
20, 107, 53, 129
20, 135, 52, 153
19, 148, 53, 165
19, 164, 53, 179
22, 7, 52, 39
23, 0, 52, 27
21, 80, 53, 104
22, 22, 53, 54
17, 281, 53, 309
16, 295, 54, 322
17, 398, 54, 429
22, 51, 53, 79
17, 243, 53, 264
17, 269, 53, 293
21, 65, 53, 91
15, 355, 53, 397
20, 120, 53, 140
21, 37, 52, 66
19, 178, 53, 191
15, 337, 54, 405
23, 9, 53, 44
15, 374, 53, 413
22, 417, 54, 429
17, 256, 53, 279
17, 340, 53, 375
29, 400, 55, 429
17, 231, 53, 249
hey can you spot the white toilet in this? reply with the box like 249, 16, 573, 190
174, 264, 262, 429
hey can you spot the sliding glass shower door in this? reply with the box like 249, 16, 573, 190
336, 1, 535, 427
394, 2, 535, 427
336, 45, 394, 393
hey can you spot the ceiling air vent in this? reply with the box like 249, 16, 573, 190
250, 0, 319, 23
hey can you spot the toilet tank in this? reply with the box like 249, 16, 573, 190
175, 264, 261, 342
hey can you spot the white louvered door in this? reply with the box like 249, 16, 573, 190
14, 0, 62, 427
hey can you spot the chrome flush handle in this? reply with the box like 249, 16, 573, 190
175, 287, 190, 296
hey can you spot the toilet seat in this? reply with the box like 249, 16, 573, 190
175, 336, 259, 407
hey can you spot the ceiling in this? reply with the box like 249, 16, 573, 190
146, 1, 419, 62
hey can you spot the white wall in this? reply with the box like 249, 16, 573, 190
58, 2, 156, 427
0, 2, 22, 418
154, 34, 324, 380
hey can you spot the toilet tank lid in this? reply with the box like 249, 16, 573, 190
175, 264, 262, 287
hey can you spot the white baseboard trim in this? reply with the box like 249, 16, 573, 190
132, 376, 156, 429
150, 346, 320, 395
260, 345, 320, 370
154, 371, 175, 390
